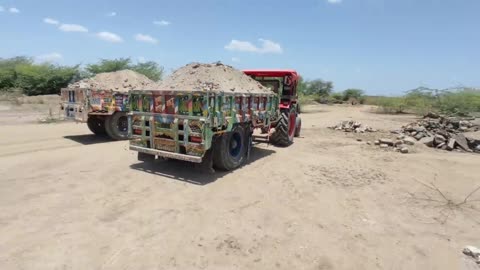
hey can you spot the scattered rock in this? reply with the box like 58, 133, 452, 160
453, 134, 470, 151
366, 141, 372, 145
379, 138, 394, 146
434, 134, 446, 144
403, 137, 416, 145
400, 147, 409, 154
374, 140, 380, 146
463, 246, 480, 264
447, 138, 456, 151
356, 138, 363, 142
379, 144, 389, 148
420, 136, 434, 147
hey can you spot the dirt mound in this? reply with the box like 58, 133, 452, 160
155, 62, 271, 93
68, 70, 156, 92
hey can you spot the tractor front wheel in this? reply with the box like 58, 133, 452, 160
270, 109, 296, 146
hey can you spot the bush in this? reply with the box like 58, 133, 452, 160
331, 92, 344, 103
373, 96, 408, 114
438, 89, 480, 116
14, 63, 78, 96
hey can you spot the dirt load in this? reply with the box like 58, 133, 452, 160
68, 70, 156, 92
155, 62, 271, 93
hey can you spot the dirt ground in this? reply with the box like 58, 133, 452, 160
1, 104, 479, 270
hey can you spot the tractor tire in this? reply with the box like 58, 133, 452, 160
294, 116, 302, 137
270, 110, 296, 146
105, 112, 129, 140
87, 116, 106, 135
213, 125, 247, 171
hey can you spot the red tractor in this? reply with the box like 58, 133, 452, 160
243, 70, 302, 145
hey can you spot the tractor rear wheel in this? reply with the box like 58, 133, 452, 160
87, 116, 106, 135
213, 125, 247, 171
270, 109, 296, 146
105, 112, 129, 140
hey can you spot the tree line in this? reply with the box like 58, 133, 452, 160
297, 77, 365, 104
0, 57, 164, 96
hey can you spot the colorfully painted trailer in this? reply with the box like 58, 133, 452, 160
60, 88, 129, 140
128, 90, 279, 170
128, 69, 302, 171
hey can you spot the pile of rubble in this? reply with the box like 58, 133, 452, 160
392, 115, 480, 153
329, 120, 377, 133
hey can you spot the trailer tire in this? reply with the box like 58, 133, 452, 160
105, 112, 129, 140
87, 116, 106, 135
294, 116, 301, 137
270, 109, 296, 146
213, 125, 246, 171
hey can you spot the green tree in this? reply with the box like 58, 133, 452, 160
15, 63, 79, 95
0, 56, 33, 90
86, 58, 132, 74
131, 61, 164, 81
305, 79, 333, 97
342, 88, 365, 101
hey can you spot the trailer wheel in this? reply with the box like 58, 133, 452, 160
87, 116, 106, 135
105, 112, 129, 140
213, 125, 246, 171
270, 109, 296, 146
294, 116, 302, 137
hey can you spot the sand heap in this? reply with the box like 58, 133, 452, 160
68, 70, 156, 92
155, 62, 271, 93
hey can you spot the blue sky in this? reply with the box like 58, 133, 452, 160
1, 0, 479, 95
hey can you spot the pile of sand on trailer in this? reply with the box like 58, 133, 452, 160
155, 62, 271, 94
68, 70, 156, 92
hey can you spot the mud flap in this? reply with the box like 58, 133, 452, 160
195, 149, 215, 173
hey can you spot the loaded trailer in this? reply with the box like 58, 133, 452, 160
128, 69, 302, 171
60, 88, 129, 140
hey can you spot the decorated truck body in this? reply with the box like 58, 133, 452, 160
128, 70, 301, 171
60, 88, 129, 140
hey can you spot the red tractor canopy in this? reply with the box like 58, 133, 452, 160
243, 69, 299, 109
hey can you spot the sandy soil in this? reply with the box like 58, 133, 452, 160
1, 104, 479, 270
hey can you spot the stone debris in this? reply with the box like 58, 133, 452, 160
393, 114, 480, 153
463, 245, 480, 264
154, 62, 270, 93
68, 70, 156, 92
329, 120, 377, 133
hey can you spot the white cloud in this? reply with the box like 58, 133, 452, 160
9, 7, 20, 13
231, 57, 240, 62
44, 17, 59, 25
135, 34, 158, 44
96, 31, 123, 43
153, 20, 171, 26
0, 6, 5, 12
224, 39, 283, 54
107, 11, 116, 17
59, 24, 88, 32
35, 52, 63, 63
327, 0, 342, 4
